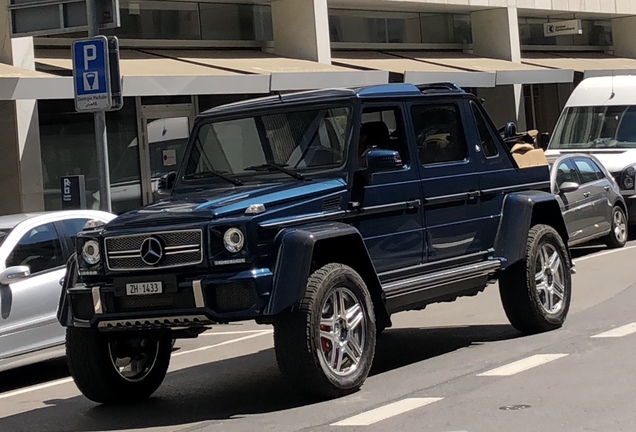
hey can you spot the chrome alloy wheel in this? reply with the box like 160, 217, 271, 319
108, 339, 160, 383
613, 209, 627, 244
534, 244, 566, 315
318, 287, 366, 377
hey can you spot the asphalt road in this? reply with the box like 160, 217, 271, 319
1, 241, 636, 432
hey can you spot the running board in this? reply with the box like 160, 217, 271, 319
383, 260, 501, 313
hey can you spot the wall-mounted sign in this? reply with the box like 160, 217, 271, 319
544, 19, 583, 37
61, 175, 87, 209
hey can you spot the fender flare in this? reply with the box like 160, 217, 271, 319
263, 221, 391, 329
494, 191, 570, 269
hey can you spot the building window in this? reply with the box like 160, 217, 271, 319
200, 4, 272, 41
39, 98, 140, 214
519, 18, 612, 47
329, 9, 471, 44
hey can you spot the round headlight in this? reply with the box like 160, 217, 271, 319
82, 240, 101, 265
223, 228, 245, 253
624, 176, 635, 190
626, 166, 636, 177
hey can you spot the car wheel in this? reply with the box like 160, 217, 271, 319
499, 224, 572, 334
66, 327, 171, 404
274, 263, 376, 399
605, 206, 628, 249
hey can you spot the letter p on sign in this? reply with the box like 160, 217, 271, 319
83, 45, 97, 70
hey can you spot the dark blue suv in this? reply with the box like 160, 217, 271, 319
59, 83, 573, 404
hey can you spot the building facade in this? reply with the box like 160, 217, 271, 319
2, 0, 636, 215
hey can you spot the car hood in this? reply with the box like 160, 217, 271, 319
546, 149, 636, 173
108, 178, 347, 228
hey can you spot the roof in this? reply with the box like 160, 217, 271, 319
0, 213, 47, 229
564, 75, 636, 107
198, 83, 467, 118
0, 210, 114, 230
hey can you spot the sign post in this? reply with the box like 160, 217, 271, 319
71, 0, 121, 213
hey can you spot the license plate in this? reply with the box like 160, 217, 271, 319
126, 281, 162, 295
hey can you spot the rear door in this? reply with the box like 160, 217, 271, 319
0, 222, 66, 359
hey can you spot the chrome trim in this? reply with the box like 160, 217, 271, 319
97, 315, 213, 331
92, 287, 103, 314
193, 280, 205, 308
104, 229, 203, 271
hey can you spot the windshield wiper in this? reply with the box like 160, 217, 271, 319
184, 170, 243, 186
244, 163, 305, 180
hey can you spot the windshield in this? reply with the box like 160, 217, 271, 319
183, 106, 351, 181
551, 105, 636, 149
0, 229, 10, 247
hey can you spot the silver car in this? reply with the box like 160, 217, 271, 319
0, 210, 115, 371
548, 153, 628, 248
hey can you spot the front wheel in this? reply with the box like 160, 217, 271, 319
499, 224, 572, 334
66, 327, 172, 404
274, 263, 376, 399
605, 206, 628, 249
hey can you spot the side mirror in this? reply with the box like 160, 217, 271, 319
559, 181, 580, 193
0, 266, 30, 285
365, 149, 403, 174
158, 171, 177, 192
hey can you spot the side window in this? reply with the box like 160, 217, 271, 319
574, 158, 602, 184
470, 102, 499, 158
359, 106, 408, 166
6, 223, 64, 274
59, 218, 90, 249
555, 160, 580, 186
411, 104, 467, 165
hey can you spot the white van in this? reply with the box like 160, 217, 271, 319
546, 75, 636, 222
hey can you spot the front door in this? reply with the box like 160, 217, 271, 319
139, 103, 196, 205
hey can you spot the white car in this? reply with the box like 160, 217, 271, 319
0, 210, 115, 371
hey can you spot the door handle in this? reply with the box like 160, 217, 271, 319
467, 190, 480, 201
583, 192, 590, 197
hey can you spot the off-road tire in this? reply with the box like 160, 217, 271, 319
604, 206, 628, 249
499, 224, 571, 334
66, 327, 171, 404
274, 263, 376, 399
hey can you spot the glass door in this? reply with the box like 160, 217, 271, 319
138, 103, 196, 205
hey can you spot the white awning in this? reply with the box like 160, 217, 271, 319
332, 51, 496, 88
144, 50, 388, 91
522, 53, 636, 79
0, 62, 72, 100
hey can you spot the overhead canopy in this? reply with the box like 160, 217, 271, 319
0, 62, 71, 100
332, 50, 573, 87
333, 50, 496, 88
522, 53, 636, 79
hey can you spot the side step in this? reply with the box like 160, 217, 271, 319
383, 260, 501, 313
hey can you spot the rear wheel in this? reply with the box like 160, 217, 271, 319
274, 263, 376, 399
499, 224, 572, 334
605, 206, 628, 249
66, 327, 171, 404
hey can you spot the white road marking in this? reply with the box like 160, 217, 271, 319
173, 330, 273, 357
573, 244, 636, 263
331, 397, 443, 426
201, 329, 272, 336
591, 322, 636, 338
477, 354, 568, 377
0, 330, 273, 400
0, 377, 74, 400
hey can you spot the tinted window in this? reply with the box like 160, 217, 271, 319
411, 104, 467, 164
574, 158, 602, 184
59, 218, 91, 249
6, 223, 64, 274
470, 102, 499, 157
0, 229, 10, 248
555, 160, 580, 186
360, 107, 408, 166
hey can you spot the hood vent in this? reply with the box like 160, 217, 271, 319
322, 196, 342, 211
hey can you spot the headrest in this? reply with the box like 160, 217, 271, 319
360, 121, 390, 147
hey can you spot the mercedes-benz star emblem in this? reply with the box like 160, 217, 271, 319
140, 237, 164, 266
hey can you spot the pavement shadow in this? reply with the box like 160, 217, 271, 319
0, 324, 521, 432
0, 358, 69, 394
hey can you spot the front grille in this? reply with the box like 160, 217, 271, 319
208, 281, 257, 313
105, 229, 203, 271
112, 291, 196, 313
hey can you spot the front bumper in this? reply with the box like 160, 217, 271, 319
65, 268, 273, 331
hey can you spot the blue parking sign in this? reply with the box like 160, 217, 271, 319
72, 36, 112, 112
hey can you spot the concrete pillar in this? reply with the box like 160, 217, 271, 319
471, 7, 527, 131
612, 16, 636, 58
0, 8, 44, 215
270, 0, 331, 63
